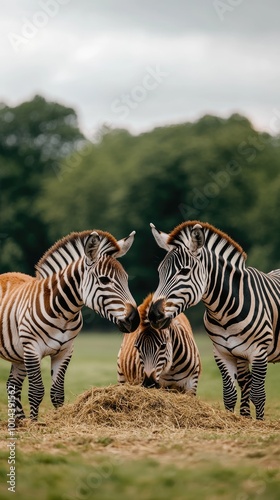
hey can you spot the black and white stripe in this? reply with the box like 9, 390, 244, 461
150, 221, 280, 420
0, 230, 139, 420
118, 294, 201, 393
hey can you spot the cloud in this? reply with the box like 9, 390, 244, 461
1, 0, 280, 136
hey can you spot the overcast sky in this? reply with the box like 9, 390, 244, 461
1, 0, 280, 138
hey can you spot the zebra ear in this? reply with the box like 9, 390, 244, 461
84, 231, 102, 262
190, 224, 205, 255
114, 231, 136, 258
150, 223, 171, 251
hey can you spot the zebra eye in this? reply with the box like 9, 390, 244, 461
161, 342, 167, 349
180, 268, 190, 276
99, 276, 110, 285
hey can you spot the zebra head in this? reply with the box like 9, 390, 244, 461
134, 327, 173, 388
82, 230, 140, 333
149, 222, 207, 329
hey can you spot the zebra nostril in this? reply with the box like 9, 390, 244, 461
142, 372, 158, 388
127, 306, 140, 332
118, 304, 140, 333
148, 308, 157, 323
148, 299, 165, 323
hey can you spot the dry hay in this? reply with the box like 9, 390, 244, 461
47, 384, 280, 432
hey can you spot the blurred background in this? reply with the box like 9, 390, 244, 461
1, 0, 280, 329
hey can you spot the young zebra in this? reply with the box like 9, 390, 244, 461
149, 220, 280, 420
0, 230, 140, 420
117, 294, 201, 393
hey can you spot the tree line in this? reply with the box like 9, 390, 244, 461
1, 95, 280, 328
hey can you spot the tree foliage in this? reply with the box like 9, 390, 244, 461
0, 95, 85, 273
1, 97, 280, 327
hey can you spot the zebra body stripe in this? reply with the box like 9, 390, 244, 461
0, 230, 139, 420
118, 294, 201, 394
150, 221, 280, 419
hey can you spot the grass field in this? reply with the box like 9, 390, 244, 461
0, 331, 280, 499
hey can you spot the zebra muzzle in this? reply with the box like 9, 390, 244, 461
142, 372, 160, 389
148, 299, 171, 329
117, 304, 140, 333
141, 370, 160, 389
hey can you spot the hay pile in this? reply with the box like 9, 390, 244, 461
49, 384, 258, 431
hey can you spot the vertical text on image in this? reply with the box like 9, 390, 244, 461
7, 384, 17, 493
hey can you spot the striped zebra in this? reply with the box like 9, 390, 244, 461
117, 294, 201, 393
0, 229, 140, 421
149, 220, 280, 420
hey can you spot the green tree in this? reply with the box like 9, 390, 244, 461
38, 113, 280, 327
0, 95, 85, 274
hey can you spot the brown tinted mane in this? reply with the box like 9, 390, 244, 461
108, 256, 124, 272
168, 220, 247, 258
138, 293, 153, 325
36, 230, 120, 275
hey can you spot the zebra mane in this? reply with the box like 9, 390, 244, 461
138, 293, 154, 326
168, 220, 247, 259
35, 230, 120, 278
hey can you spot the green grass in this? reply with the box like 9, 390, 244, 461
0, 454, 279, 500
1, 450, 280, 500
0, 332, 122, 419
1, 332, 279, 417
1, 332, 280, 499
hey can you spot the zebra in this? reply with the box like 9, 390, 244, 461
0, 229, 140, 421
117, 293, 201, 393
148, 220, 280, 420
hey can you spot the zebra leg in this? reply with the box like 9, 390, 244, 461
213, 349, 238, 413
177, 373, 199, 395
237, 359, 251, 418
6, 363, 27, 420
117, 349, 126, 384
50, 346, 74, 409
250, 353, 267, 420
24, 351, 45, 421
189, 373, 200, 396
190, 363, 202, 396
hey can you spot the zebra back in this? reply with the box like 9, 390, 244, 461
117, 332, 144, 385
150, 220, 280, 419
0, 229, 139, 420
117, 294, 201, 393
0, 272, 34, 300
166, 313, 202, 388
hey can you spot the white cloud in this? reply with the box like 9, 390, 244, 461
0, 0, 280, 136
